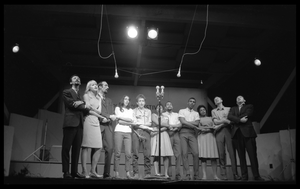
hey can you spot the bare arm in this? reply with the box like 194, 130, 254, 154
179, 117, 199, 129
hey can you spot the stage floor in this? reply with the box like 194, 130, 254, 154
4, 176, 295, 185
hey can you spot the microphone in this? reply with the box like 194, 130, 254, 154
156, 86, 160, 98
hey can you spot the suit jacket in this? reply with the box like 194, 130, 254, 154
99, 97, 114, 132
227, 104, 257, 138
62, 88, 89, 128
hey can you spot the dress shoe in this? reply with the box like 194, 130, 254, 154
175, 175, 181, 181
233, 174, 242, 180
254, 176, 265, 181
126, 172, 134, 179
63, 172, 72, 179
132, 173, 139, 179
113, 171, 122, 179
214, 176, 221, 181
241, 177, 248, 181
144, 174, 151, 179
220, 175, 228, 180
89, 172, 102, 178
72, 172, 85, 179
182, 174, 191, 181
81, 172, 90, 179
103, 173, 111, 179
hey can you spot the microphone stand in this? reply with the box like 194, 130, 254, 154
156, 86, 164, 175
24, 119, 48, 161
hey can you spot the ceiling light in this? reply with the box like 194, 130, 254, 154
147, 28, 158, 40
254, 58, 261, 66
114, 69, 119, 78
12, 43, 19, 53
177, 67, 181, 77
127, 26, 138, 39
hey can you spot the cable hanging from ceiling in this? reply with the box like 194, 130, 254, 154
98, 5, 119, 78
97, 5, 113, 59
97, 5, 209, 79
177, 4, 209, 77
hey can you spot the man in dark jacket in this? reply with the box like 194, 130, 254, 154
61, 75, 91, 179
227, 95, 264, 181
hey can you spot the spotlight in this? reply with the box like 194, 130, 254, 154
12, 43, 19, 53
127, 26, 138, 39
254, 58, 261, 66
147, 28, 158, 40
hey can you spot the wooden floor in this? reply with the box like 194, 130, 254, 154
4, 176, 296, 185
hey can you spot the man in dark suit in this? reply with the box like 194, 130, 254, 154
61, 75, 91, 179
91, 81, 116, 179
227, 95, 264, 181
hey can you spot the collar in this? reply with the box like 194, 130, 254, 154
186, 107, 194, 112
97, 93, 105, 99
216, 107, 224, 111
164, 111, 173, 115
71, 88, 78, 94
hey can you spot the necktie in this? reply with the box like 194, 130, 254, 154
77, 92, 81, 100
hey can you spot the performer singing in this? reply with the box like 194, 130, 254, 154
61, 75, 90, 179
132, 94, 153, 179
227, 95, 264, 181
150, 104, 173, 179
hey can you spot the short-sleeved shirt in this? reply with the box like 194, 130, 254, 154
162, 111, 181, 135
211, 107, 230, 124
178, 108, 200, 133
133, 108, 152, 126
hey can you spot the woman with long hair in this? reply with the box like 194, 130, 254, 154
113, 95, 135, 179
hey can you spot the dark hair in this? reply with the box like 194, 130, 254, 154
69, 74, 79, 82
165, 101, 172, 106
97, 81, 106, 87
118, 95, 131, 112
136, 94, 146, 102
197, 105, 208, 116
188, 97, 196, 102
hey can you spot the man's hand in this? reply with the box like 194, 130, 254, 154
240, 116, 248, 123
102, 118, 109, 123
73, 101, 84, 108
150, 130, 159, 137
109, 114, 117, 121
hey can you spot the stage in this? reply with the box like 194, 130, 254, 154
4, 176, 295, 185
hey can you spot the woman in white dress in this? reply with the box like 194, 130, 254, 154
81, 80, 108, 178
151, 104, 174, 179
197, 105, 220, 180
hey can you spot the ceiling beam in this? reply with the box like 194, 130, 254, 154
260, 67, 295, 129
133, 20, 145, 86
13, 5, 295, 31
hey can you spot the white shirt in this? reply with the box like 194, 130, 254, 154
114, 106, 134, 133
178, 107, 200, 122
162, 111, 181, 125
